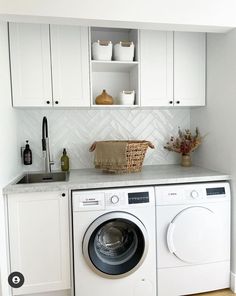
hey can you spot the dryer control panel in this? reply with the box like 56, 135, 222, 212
155, 182, 230, 205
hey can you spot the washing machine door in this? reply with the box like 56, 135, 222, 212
167, 206, 221, 264
82, 211, 148, 278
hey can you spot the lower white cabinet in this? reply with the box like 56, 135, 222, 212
7, 191, 71, 295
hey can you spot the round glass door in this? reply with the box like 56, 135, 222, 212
82, 212, 148, 278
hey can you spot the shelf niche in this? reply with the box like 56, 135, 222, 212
90, 27, 140, 107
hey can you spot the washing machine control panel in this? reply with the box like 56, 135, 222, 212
72, 187, 155, 211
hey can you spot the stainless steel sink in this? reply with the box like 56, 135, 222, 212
16, 172, 69, 184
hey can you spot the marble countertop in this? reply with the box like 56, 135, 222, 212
3, 165, 230, 195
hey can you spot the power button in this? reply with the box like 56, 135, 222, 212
111, 195, 119, 204
191, 190, 199, 199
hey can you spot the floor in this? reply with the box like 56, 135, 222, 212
193, 289, 235, 295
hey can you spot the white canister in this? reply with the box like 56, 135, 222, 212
92, 40, 112, 61
114, 41, 135, 61
118, 91, 135, 105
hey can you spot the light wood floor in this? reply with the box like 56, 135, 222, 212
192, 289, 235, 295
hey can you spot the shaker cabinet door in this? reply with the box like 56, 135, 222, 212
174, 32, 206, 107
50, 25, 90, 107
140, 30, 174, 107
8, 191, 71, 295
9, 23, 52, 107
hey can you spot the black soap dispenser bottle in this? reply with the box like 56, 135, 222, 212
23, 140, 32, 165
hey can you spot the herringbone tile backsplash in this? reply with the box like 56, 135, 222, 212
17, 109, 190, 171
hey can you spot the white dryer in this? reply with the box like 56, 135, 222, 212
155, 182, 231, 296
72, 186, 156, 296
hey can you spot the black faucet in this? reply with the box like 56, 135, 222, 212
42, 116, 48, 152
42, 116, 54, 172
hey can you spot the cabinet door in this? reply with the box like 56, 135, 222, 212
9, 23, 52, 107
140, 30, 173, 106
50, 25, 90, 107
174, 32, 206, 106
8, 191, 70, 295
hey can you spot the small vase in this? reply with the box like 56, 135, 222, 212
95, 89, 113, 105
181, 154, 192, 167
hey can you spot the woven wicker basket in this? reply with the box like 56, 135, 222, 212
89, 140, 155, 173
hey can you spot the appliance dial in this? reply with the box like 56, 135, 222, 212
111, 195, 119, 204
191, 190, 199, 199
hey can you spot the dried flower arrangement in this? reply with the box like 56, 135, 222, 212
164, 127, 202, 155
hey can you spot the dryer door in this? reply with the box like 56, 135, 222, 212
82, 211, 148, 278
167, 206, 221, 264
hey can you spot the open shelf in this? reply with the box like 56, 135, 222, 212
91, 60, 139, 72
90, 27, 140, 107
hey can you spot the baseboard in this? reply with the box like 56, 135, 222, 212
231, 272, 236, 293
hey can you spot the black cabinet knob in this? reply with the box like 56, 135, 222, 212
46, 100, 50, 105
55, 100, 59, 105
176, 101, 180, 104
169, 101, 173, 104
61, 193, 66, 197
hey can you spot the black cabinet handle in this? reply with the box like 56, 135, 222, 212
55, 100, 59, 105
176, 101, 180, 104
46, 100, 50, 105
169, 101, 173, 104
61, 193, 66, 197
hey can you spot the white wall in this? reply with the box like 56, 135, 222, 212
0, 0, 235, 32
191, 29, 236, 291
0, 22, 21, 296
17, 108, 190, 172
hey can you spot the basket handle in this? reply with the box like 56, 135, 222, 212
89, 142, 97, 152
89, 141, 155, 151
148, 142, 155, 149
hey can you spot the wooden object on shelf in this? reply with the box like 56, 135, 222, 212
95, 89, 113, 105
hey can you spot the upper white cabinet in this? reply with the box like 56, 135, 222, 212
9, 23, 52, 107
9, 23, 206, 108
9, 23, 90, 107
174, 32, 206, 107
50, 25, 90, 107
140, 30, 173, 107
140, 30, 206, 107
7, 191, 71, 295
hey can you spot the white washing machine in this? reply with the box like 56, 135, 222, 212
72, 186, 156, 296
155, 182, 231, 296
